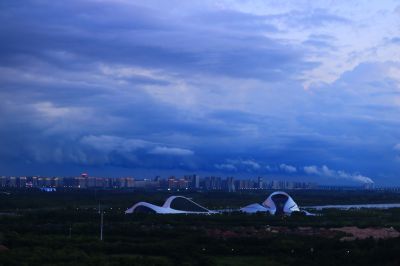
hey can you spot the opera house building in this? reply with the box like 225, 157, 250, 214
126, 191, 303, 215
240, 191, 300, 215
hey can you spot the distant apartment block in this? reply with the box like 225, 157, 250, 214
0, 174, 320, 191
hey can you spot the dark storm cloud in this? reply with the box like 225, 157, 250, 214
0, 0, 315, 80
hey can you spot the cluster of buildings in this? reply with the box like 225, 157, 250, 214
199, 176, 317, 191
0, 173, 317, 192
0, 173, 317, 191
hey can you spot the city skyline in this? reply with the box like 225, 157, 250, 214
1, 1, 400, 185
0, 173, 342, 191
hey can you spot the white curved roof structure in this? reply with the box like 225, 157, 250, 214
125, 201, 175, 214
241, 191, 300, 215
126, 192, 307, 216
125, 196, 216, 214
239, 203, 270, 213
263, 191, 300, 215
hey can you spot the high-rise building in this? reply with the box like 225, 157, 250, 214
87, 177, 97, 188
178, 178, 189, 189
286, 181, 295, 189
0, 176, 6, 187
53, 177, 63, 187
184, 174, 200, 189
75, 176, 87, 188
257, 177, 263, 189
226, 176, 235, 192
9, 176, 17, 187
272, 180, 280, 190
32, 176, 38, 187
126, 177, 135, 188
204, 176, 222, 190
168, 176, 178, 190
158, 178, 168, 189
193, 175, 200, 189
19, 176, 27, 188
117, 178, 127, 188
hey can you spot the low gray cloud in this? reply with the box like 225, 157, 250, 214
214, 159, 261, 172
214, 163, 237, 171
213, 160, 299, 174
238, 160, 261, 170
148, 146, 194, 156
304, 165, 374, 184
81, 135, 149, 152
279, 164, 297, 173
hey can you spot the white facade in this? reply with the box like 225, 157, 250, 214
125, 195, 216, 214
239, 203, 269, 213
241, 191, 300, 215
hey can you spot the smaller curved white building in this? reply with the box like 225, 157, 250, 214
238, 203, 269, 213
241, 191, 300, 215
125, 195, 216, 214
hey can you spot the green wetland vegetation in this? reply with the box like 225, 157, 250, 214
1, 189, 400, 265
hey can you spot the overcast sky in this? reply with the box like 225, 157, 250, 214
1, 1, 399, 185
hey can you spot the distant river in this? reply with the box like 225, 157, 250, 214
305, 203, 400, 210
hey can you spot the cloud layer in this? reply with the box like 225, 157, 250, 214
304, 165, 374, 184
0, 1, 399, 184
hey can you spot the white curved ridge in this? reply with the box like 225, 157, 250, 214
241, 191, 300, 215
263, 191, 300, 215
125, 196, 216, 214
239, 203, 269, 213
